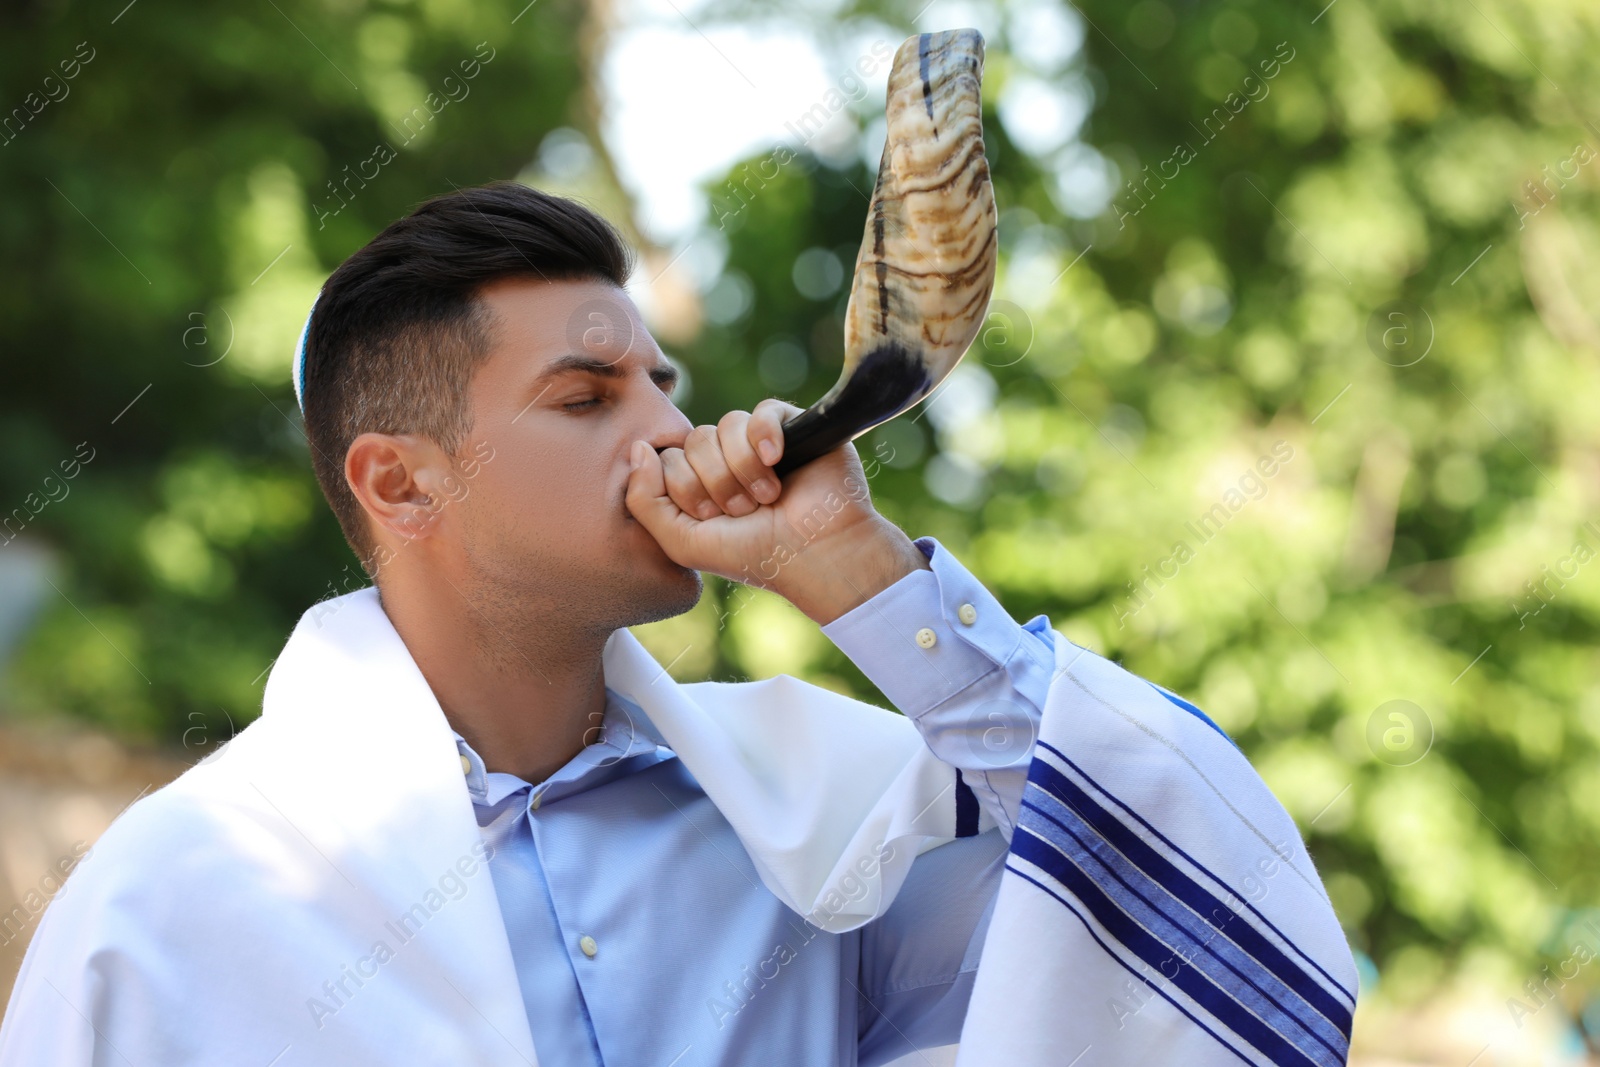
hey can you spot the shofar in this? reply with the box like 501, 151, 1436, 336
774, 29, 997, 477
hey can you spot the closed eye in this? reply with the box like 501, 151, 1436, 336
564, 397, 604, 411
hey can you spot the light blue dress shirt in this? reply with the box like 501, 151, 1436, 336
448, 536, 1059, 1066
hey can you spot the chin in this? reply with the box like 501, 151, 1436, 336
625, 564, 703, 628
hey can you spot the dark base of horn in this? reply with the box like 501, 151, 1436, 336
774, 341, 935, 477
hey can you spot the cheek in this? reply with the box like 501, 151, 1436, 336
479, 438, 618, 525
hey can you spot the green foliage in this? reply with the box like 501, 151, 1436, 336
0, 0, 594, 738
664, 0, 1600, 1021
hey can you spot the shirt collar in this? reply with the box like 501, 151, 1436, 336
450, 687, 675, 810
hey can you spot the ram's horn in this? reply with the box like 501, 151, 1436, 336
773, 28, 997, 477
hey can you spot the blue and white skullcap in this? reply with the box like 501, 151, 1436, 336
291, 292, 320, 412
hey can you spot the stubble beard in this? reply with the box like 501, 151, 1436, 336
458, 515, 704, 676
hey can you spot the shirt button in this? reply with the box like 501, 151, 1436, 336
460, 753, 472, 776
579, 935, 598, 958
958, 602, 978, 625
915, 627, 937, 649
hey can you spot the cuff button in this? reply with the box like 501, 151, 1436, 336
957, 603, 978, 625
915, 627, 938, 649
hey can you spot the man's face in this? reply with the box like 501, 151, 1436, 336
443, 275, 701, 634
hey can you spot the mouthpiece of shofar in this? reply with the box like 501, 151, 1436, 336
773, 29, 997, 478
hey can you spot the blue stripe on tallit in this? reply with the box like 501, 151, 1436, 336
955, 772, 980, 838
1031, 747, 1354, 1034
1011, 825, 1329, 1067
1005, 750, 1354, 1065
1148, 681, 1236, 746
1003, 861, 1258, 1067
1038, 741, 1357, 1013
1019, 785, 1348, 1065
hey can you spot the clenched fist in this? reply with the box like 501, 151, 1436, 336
623, 398, 928, 624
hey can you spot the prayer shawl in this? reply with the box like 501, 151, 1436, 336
0, 586, 1356, 1065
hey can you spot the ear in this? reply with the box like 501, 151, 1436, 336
345, 432, 458, 544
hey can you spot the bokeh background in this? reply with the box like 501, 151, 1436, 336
3, 0, 1599, 1061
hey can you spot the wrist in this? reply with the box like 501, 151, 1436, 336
771, 517, 930, 626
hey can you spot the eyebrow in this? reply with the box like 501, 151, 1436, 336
531, 353, 680, 390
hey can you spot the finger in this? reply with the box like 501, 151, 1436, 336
624, 441, 697, 551
684, 421, 756, 516
749, 398, 797, 469
660, 446, 721, 520
716, 410, 780, 506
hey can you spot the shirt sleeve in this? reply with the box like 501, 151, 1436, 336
820, 536, 1057, 1061
821, 535, 1056, 841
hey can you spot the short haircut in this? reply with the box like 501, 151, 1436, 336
300, 181, 633, 564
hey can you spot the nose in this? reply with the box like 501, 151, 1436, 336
636, 378, 694, 456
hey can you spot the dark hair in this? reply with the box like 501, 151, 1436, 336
301, 180, 633, 564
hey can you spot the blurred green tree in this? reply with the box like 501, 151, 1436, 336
0, 0, 611, 740
640, 0, 1600, 1043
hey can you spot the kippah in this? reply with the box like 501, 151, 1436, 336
291, 292, 320, 412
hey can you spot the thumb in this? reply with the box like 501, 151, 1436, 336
624, 440, 693, 556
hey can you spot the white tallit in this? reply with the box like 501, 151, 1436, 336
0, 584, 1356, 1065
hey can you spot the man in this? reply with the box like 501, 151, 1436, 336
0, 182, 1355, 1066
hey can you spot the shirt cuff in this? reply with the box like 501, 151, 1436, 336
820, 536, 1028, 720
